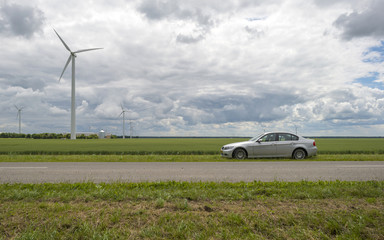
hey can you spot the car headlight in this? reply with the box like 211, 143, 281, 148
222, 146, 235, 150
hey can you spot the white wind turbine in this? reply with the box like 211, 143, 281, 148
54, 28, 102, 140
14, 105, 24, 134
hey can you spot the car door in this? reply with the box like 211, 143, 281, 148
275, 133, 295, 157
251, 133, 277, 157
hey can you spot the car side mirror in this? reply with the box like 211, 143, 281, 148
256, 140, 261, 143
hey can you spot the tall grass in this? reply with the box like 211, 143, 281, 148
1, 181, 383, 239
1, 181, 383, 201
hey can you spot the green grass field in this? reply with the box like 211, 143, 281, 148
1, 138, 384, 155
0, 138, 233, 155
1, 181, 383, 239
316, 138, 384, 154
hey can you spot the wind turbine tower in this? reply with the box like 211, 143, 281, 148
14, 105, 24, 134
54, 29, 102, 139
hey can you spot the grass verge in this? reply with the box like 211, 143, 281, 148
1, 181, 383, 239
1, 154, 384, 162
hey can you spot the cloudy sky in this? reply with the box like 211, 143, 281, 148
1, 0, 384, 136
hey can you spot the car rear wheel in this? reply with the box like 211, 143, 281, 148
293, 149, 306, 160
233, 148, 247, 160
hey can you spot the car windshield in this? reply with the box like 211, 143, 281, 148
249, 134, 264, 142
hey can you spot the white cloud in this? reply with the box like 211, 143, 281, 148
0, 0, 384, 136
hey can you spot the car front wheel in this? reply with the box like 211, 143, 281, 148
233, 148, 247, 160
293, 149, 306, 160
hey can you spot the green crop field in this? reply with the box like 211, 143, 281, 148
0, 138, 236, 155
0, 137, 384, 155
315, 138, 384, 154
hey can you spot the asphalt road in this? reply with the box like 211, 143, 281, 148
1, 161, 384, 183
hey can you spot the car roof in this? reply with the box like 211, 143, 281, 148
263, 132, 301, 136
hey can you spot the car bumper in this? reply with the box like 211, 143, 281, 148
221, 149, 233, 158
306, 147, 317, 157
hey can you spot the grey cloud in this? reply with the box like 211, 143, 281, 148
0, 2, 45, 38
138, 0, 213, 25
313, 88, 384, 124
138, 0, 179, 20
313, 0, 354, 8
313, 0, 338, 7
137, 0, 217, 43
176, 33, 204, 43
333, 1, 384, 40
0, 74, 45, 91
244, 26, 264, 38
137, 0, 281, 44
176, 85, 384, 129
179, 90, 301, 125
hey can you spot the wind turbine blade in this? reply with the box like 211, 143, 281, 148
53, 28, 72, 52
74, 48, 103, 54
14, 105, 19, 110
59, 55, 72, 82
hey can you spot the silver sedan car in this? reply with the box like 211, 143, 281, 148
221, 132, 317, 160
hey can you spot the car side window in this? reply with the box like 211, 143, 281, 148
278, 133, 291, 141
259, 133, 276, 142
278, 133, 299, 141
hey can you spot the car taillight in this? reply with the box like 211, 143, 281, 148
313, 141, 316, 146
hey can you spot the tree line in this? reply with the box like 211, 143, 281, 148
0, 133, 101, 139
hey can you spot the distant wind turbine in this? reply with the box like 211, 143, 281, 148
14, 105, 24, 134
119, 105, 128, 139
118, 105, 154, 138
129, 120, 133, 139
54, 28, 102, 140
